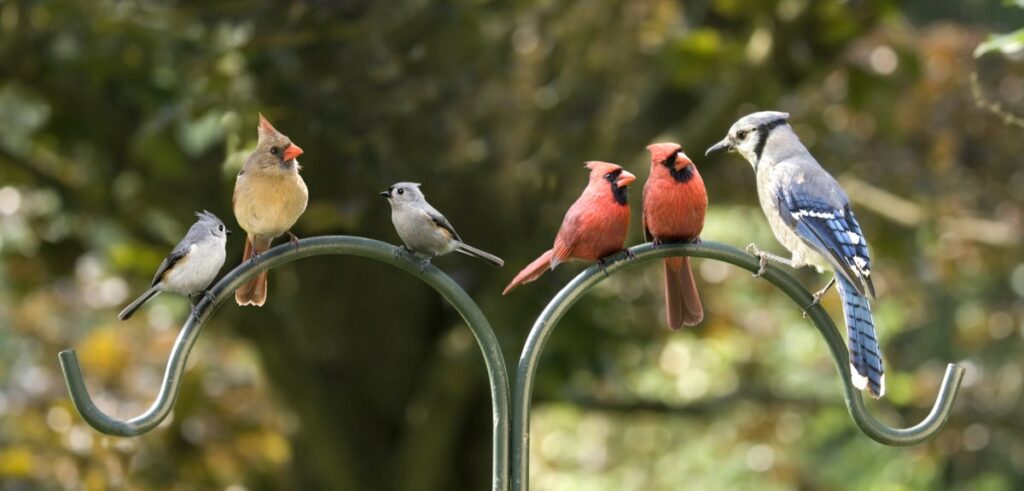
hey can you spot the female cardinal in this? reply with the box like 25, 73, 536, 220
503, 161, 636, 295
232, 115, 308, 306
642, 143, 707, 329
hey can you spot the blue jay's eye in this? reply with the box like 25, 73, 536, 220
736, 130, 749, 140
397, 188, 405, 195
270, 146, 279, 155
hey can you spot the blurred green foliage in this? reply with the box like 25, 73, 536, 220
1, 0, 1023, 490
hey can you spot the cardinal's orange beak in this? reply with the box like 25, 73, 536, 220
617, 170, 636, 188
284, 143, 304, 161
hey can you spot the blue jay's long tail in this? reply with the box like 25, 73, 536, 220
836, 275, 885, 398
118, 286, 161, 321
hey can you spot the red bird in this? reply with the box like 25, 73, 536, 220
642, 143, 708, 329
503, 161, 636, 295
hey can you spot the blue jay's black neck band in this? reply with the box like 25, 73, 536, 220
753, 118, 788, 165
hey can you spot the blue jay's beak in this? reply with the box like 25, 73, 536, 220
705, 138, 731, 156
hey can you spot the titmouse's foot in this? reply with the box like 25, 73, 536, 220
287, 231, 300, 250
747, 243, 769, 278
394, 245, 410, 260
418, 257, 432, 273
201, 290, 216, 305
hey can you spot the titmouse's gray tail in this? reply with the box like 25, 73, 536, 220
454, 242, 504, 267
118, 286, 161, 321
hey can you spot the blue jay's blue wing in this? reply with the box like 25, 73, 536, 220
776, 188, 876, 298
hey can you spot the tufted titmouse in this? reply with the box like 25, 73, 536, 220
232, 114, 308, 307
380, 182, 504, 267
118, 211, 231, 321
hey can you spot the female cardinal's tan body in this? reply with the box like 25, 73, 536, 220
232, 115, 308, 306
503, 161, 635, 295
642, 143, 707, 329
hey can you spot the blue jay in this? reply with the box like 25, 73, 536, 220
706, 111, 884, 398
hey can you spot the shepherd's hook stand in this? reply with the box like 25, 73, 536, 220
509, 241, 965, 491
58, 236, 511, 491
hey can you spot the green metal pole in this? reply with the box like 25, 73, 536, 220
510, 241, 965, 491
59, 236, 512, 491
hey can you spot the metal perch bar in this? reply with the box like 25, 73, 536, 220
58, 236, 512, 491
510, 241, 965, 491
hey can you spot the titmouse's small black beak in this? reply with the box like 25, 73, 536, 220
379, 190, 391, 198
705, 138, 732, 156
226, 228, 233, 236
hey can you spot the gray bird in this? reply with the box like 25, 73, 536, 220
118, 211, 231, 321
706, 111, 884, 398
380, 182, 504, 267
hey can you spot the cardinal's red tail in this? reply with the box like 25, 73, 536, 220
503, 249, 555, 295
236, 235, 272, 307
664, 257, 703, 329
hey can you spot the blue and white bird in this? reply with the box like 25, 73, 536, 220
706, 111, 884, 398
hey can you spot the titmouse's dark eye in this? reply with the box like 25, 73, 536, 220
270, 146, 279, 155
736, 130, 748, 140
218, 225, 224, 232
397, 188, 405, 195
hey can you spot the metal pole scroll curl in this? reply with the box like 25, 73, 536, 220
58, 236, 512, 491
510, 241, 966, 491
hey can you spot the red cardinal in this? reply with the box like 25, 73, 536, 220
503, 161, 636, 295
642, 143, 708, 329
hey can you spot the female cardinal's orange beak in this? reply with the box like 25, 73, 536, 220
284, 143, 304, 161
616, 170, 636, 188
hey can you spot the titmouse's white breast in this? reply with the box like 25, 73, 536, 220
391, 204, 457, 257
161, 236, 228, 295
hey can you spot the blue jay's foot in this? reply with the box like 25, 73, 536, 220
803, 277, 837, 316
747, 243, 794, 278
287, 231, 300, 250
747, 243, 770, 277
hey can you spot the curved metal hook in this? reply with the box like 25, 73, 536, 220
510, 241, 964, 491
59, 236, 511, 491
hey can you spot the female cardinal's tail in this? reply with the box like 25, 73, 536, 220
503, 249, 555, 295
664, 257, 703, 329
235, 235, 272, 307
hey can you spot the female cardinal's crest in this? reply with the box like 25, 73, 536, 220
257, 113, 282, 136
